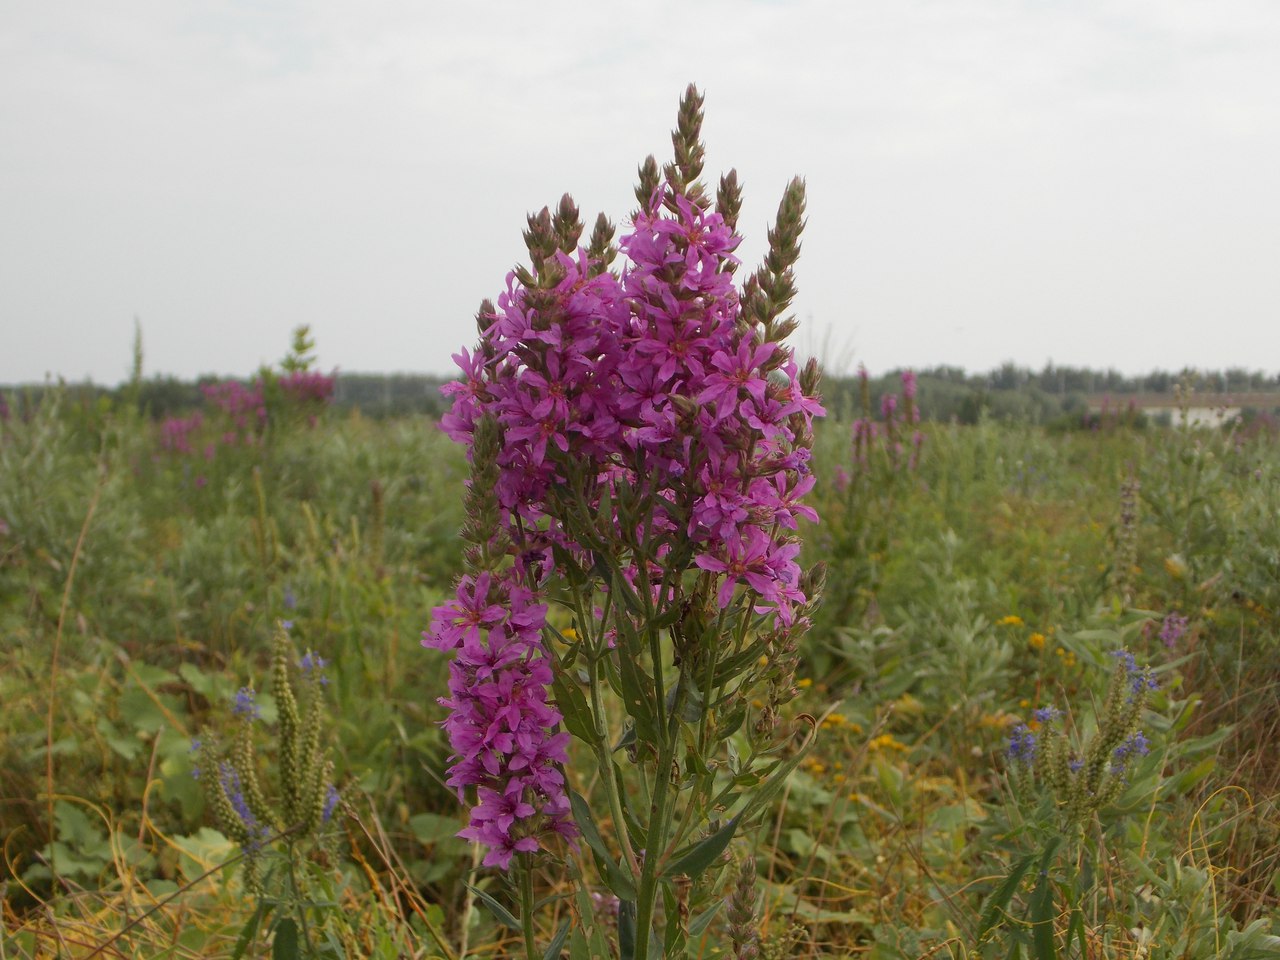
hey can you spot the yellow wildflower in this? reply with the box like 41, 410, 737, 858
869, 734, 907, 752
997, 615, 1024, 627
1028, 632, 1046, 650
797, 678, 813, 689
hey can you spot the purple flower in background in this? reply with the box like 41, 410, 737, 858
1159, 613, 1187, 649
159, 412, 203, 455
322, 784, 341, 823
232, 686, 260, 720
1007, 724, 1037, 766
219, 761, 268, 848
299, 651, 329, 685
1111, 730, 1152, 778
1033, 706, 1061, 725
1111, 649, 1158, 698
1114, 731, 1150, 763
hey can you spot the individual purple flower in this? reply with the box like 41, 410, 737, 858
1007, 724, 1037, 766
1111, 649, 1158, 698
1114, 730, 1150, 763
1111, 730, 1152, 778
189, 739, 203, 780
232, 686, 260, 720
1033, 706, 1061, 725
322, 784, 341, 823
219, 761, 268, 848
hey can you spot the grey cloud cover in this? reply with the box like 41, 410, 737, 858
2, 0, 1278, 384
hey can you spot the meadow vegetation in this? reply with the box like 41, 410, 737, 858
4, 87, 1279, 960
2, 363, 1278, 958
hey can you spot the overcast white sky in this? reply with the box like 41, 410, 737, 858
3, 1, 1279, 385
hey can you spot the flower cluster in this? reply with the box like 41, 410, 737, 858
440, 190, 820, 614
159, 411, 204, 455
201, 379, 267, 440
156, 369, 336, 473
426, 150, 823, 867
1007, 647, 1157, 824
1159, 612, 1188, 648
1007, 723, 1038, 766
425, 566, 574, 869
232, 685, 261, 719
278, 370, 336, 406
844, 367, 921, 485
1111, 648, 1159, 699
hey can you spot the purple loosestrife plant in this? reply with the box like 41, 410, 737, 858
423, 85, 824, 960
814, 368, 921, 649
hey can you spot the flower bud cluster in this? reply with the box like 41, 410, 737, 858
194, 621, 341, 885
727, 854, 761, 960
1006, 648, 1156, 825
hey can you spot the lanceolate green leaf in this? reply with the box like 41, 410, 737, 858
570, 791, 637, 900
543, 919, 571, 960
464, 883, 521, 932
550, 670, 597, 743
977, 852, 1038, 942
661, 817, 739, 880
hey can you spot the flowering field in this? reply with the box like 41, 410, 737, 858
3, 370, 1279, 959
4, 89, 1280, 959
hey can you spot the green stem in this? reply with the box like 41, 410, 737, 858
518, 859, 538, 960
287, 841, 316, 955
588, 644, 638, 875
634, 752, 675, 960
633, 703, 681, 960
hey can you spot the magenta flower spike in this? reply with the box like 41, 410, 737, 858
422, 84, 824, 960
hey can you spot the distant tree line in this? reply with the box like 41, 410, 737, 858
4, 363, 1278, 426
811, 362, 1280, 427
